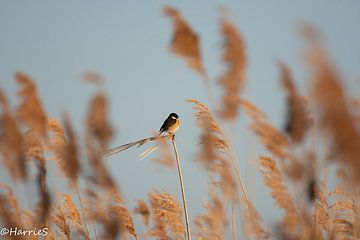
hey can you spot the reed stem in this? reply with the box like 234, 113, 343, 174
76, 181, 90, 237
171, 135, 191, 240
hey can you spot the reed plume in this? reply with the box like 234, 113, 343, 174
187, 99, 237, 201
251, 120, 289, 159
304, 26, 360, 185
193, 188, 225, 240
188, 98, 268, 239
164, 6, 206, 77
83, 84, 138, 239
0, 184, 24, 232
47, 115, 80, 185
218, 16, 246, 120
12, 74, 52, 227
314, 184, 329, 232
53, 204, 71, 239
241, 199, 270, 239
328, 187, 357, 239
278, 60, 312, 143
148, 191, 185, 239
86, 92, 113, 150
52, 193, 89, 239
134, 200, 150, 226
238, 98, 267, 122
85, 88, 117, 191
0, 90, 27, 180
15, 72, 47, 137
110, 205, 137, 239
258, 156, 298, 235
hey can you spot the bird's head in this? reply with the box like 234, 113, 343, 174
169, 113, 179, 119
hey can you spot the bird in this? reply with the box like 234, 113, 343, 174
159, 112, 180, 135
138, 113, 180, 160
102, 113, 180, 160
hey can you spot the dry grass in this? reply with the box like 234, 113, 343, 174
164, 6, 206, 78
278, 60, 312, 143
187, 99, 237, 201
258, 156, 299, 234
193, 188, 225, 240
148, 191, 185, 239
0, 90, 26, 180
0, 5, 359, 240
134, 200, 150, 226
218, 15, 247, 120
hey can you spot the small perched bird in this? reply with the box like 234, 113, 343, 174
102, 113, 180, 159
159, 113, 180, 134
138, 113, 180, 160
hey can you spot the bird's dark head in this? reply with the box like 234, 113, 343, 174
169, 113, 179, 119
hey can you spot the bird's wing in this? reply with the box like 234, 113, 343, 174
159, 119, 168, 132
159, 117, 176, 133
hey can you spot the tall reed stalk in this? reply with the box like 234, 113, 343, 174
76, 182, 90, 237
171, 135, 191, 240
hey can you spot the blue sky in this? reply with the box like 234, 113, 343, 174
1, 0, 360, 235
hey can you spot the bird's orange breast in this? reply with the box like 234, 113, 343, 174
167, 119, 180, 133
